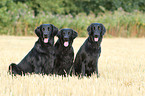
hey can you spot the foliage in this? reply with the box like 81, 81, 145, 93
0, 0, 145, 37
12, 0, 145, 16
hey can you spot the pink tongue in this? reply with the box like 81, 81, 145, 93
94, 38, 98, 42
64, 42, 69, 47
44, 38, 48, 43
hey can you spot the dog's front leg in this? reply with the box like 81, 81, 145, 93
81, 62, 85, 77
44, 57, 54, 75
34, 66, 42, 74
96, 55, 100, 78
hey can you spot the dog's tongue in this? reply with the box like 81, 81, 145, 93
94, 37, 98, 42
44, 38, 48, 43
64, 41, 69, 47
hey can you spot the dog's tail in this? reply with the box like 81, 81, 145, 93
8, 63, 22, 76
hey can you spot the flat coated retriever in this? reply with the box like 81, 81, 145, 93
53, 28, 78, 76
74, 23, 106, 77
8, 24, 58, 75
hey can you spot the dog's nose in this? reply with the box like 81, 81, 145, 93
44, 34, 48, 38
94, 35, 98, 38
64, 37, 69, 41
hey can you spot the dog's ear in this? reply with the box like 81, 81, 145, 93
87, 24, 92, 35
35, 26, 41, 37
100, 24, 106, 36
56, 30, 61, 38
51, 24, 58, 36
72, 30, 78, 39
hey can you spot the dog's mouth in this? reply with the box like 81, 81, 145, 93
43, 34, 49, 43
64, 41, 69, 47
94, 37, 98, 42
94, 35, 99, 42
44, 38, 49, 43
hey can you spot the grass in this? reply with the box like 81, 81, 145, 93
0, 36, 145, 96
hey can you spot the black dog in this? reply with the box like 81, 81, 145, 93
8, 24, 58, 75
74, 23, 106, 77
53, 28, 78, 76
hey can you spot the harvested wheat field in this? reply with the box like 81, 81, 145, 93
0, 36, 145, 96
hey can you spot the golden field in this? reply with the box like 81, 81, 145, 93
0, 36, 145, 96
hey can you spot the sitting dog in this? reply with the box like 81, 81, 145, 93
8, 24, 58, 75
53, 28, 78, 76
74, 23, 106, 77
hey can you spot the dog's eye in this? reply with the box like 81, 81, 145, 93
68, 32, 70, 35
42, 28, 45, 31
93, 27, 96, 30
98, 26, 100, 30
48, 27, 51, 31
63, 32, 65, 35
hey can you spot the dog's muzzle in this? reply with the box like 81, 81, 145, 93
63, 37, 69, 47
94, 35, 99, 42
43, 34, 49, 43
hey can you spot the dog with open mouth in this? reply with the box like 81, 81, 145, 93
8, 24, 58, 75
74, 23, 106, 77
53, 28, 78, 76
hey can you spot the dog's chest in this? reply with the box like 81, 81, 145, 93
84, 43, 101, 55
56, 49, 73, 59
39, 54, 49, 61
85, 48, 99, 57
35, 53, 53, 65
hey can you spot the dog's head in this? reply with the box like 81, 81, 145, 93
57, 28, 78, 47
35, 24, 58, 43
87, 23, 106, 42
